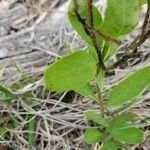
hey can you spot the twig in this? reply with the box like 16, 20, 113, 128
88, 0, 93, 27
141, 0, 150, 36
88, 28, 122, 45
108, 52, 141, 70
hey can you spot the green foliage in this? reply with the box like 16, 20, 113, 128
96, 70, 105, 90
101, 140, 124, 150
102, 42, 118, 62
68, 5, 103, 46
85, 111, 109, 127
75, 83, 96, 100
44, 51, 97, 92
108, 112, 136, 129
68, 0, 88, 15
84, 128, 103, 144
108, 126, 144, 144
107, 66, 150, 107
107, 112, 144, 144
0, 85, 14, 96
28, 117, 37, 148
0, 85, 15, 102
100, 0, 140, 37
43, 0, 149, 149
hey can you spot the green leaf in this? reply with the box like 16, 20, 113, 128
87, 44, 98, 61
0, 96, 14, 102
0, 128, 8, 136
44, 51, 97, 92
85, 111, 109, 127
68, 0, 88, 15
101, 141, 117, 150
75, 83, 96, 100
84, 128, 103, 144
107, 66, 150, 107
96, 69, 105, 90
102, 42, 118, 62
107, 113, 144, 144
68, 4, 103, 45
108, 112, 136, 130
0, 85, 14, 96
0, 85, 15, 102
100, 0, 140, 37
108, 126, 144, 144
139, 0, 147, 6
101, 139, 125, 150
28, 117, 37, 148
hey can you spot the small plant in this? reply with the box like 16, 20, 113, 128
44, 0, 150, 149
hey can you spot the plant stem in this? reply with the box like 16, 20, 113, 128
97, 87, 105, 117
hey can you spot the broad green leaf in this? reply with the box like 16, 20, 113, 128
107, 66, 150, 107
108, 112, 136, 130
101, 140, 124, 150
68, 4, 103, 46
85, 111, 109, 127
44, 51, 97, 92
100, 0, 140, 37
108, 126, 144, 144
107, 109, 144, 144
84, 128, 103, 144
75, 83, 96, 100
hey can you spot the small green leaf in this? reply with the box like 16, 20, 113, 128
0, 85, 14, 96
68, 0, 88, 15
107, 112, 144, 144
0, 96, 14, 102
44, 51, 97, 92
109, 126, 144, 144
28, 117, 37, 148
100, 0, 140, 37
101, 140, 125, 150
0, 128, 8, 136
107, 66, 150, 107
87, 44, 98, 61
102, 42, 118, 62
0, 85, 15, 102
68, 3, 103, 46
85, 111, 109, 127
84, 128, 103, 144
109, 112, 136, 128
75, 83, 96, 100
96, 69, 105, 90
